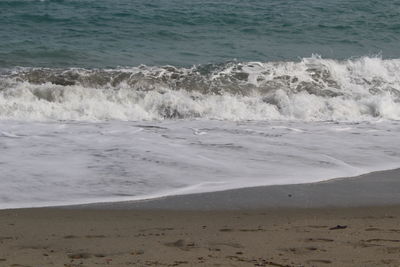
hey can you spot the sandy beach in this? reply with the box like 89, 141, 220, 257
1, 206, 400, 267
1, 169, 400, 267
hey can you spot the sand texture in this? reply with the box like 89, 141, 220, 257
1, 206, 400, 267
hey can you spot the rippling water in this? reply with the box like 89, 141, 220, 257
1, 0, 400, 67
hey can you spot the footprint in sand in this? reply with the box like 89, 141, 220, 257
63, 235, 77, 239
281, 246, 326, 254
219, 228, 234, 232
329, 225, 347, 230
239, 228, 265, 232
165, 239, 195, 251
131, 249, 144, 255
307, 259, 332, 264
68, 252, 92, 259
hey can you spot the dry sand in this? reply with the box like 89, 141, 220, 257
1, 206, 400, 266
1, 169, 400, 267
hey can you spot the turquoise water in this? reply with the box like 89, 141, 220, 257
1, 0, 399, 68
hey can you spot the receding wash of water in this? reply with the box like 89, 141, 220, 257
0, 0, 399, 209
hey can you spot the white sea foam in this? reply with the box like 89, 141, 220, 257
0, 56, 399, 122
1, 56, 400, 209
0, 119, 399, 209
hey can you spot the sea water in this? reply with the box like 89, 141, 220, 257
0, 0, 399, 208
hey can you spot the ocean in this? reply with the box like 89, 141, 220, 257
0, 0, 400, 208
1, 0, 400, 67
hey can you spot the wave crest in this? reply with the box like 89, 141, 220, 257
1, 56, 400, 121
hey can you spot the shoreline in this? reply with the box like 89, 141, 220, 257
1, 169, 400, 266
3, 167, 400, 211
68, 168, 400, 210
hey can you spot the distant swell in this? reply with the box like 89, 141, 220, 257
1, 56, 400, 121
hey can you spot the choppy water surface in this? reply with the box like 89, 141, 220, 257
1, 0, 400, 208
0, 0, 400, 67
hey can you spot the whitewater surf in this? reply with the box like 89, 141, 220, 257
1, 56, 399, 209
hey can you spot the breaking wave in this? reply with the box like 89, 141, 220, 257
1, 56, 400, 121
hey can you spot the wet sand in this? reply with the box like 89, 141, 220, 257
78, 168, 400, 210
1, 169, 400, 267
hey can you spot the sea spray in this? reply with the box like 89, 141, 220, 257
1, 56, 399, 122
